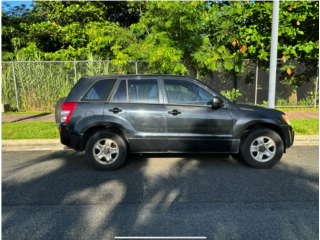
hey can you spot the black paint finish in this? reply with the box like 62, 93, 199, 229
59, 74, 294, 153
103, 102, 167, 152
165, 105, 234, 152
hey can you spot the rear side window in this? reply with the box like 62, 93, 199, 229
82, 79, 117, 101
128, 79, 159, 103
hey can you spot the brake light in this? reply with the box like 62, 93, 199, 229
61, 102, 77, 124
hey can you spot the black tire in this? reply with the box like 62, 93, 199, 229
55, 97, 67, 129
85, 131, 128, 171
240, 128, 284, 168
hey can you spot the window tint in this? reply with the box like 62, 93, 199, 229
82, 79, 117, 101
113, 80, 127, 102
128, 79, 159, 103
164, 79, 212, 105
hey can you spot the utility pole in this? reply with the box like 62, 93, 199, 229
268, 0, 280, 109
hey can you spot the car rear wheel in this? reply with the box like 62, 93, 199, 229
240, 128, 284, 168
85, 131, 127, 171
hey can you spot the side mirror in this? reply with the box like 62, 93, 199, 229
212, 96, 223, 109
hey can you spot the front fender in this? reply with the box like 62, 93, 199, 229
233, 111, 286, 139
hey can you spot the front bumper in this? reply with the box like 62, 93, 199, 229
60, 124, 83, 151
285, 125, 294, 148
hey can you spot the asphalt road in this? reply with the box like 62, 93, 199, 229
2, 146, 319, 240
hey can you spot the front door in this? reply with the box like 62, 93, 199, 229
163, 78, 235, 152
103, 78, 167, 152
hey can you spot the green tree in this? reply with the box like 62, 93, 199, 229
2, 1, 318, 78
194, 1, 318, 70
2, 1, 143, 61
110, 1, 211, 74
2, 2, 32, 60
109, 1, 319, 75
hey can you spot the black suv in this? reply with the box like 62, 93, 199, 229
55, 74, 294, 170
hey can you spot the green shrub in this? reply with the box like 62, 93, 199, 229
220, 88, 242, 102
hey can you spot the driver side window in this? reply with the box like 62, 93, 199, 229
164, 79, 212, 106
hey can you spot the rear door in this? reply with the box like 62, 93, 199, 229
162, 78, 235, 153
68, 78, 118, 134
103, 77, 168, 152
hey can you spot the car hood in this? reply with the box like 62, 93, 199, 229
236, 104, 284, 115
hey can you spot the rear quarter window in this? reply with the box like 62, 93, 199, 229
81, 79, 117, 101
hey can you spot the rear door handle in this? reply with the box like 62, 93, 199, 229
168, 110, 181, 115
109, 108, 122, 113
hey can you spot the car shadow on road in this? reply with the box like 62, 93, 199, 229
2, 148, 319, 239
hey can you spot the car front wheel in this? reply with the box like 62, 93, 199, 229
85, 131, 128, 171
240, 128, 284, 168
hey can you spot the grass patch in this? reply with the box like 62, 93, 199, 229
291, 119, 319, 135
2, 111, 54, 115
1, 119, 318, 140
2, 121, 59, 140
276, 107, 319, 112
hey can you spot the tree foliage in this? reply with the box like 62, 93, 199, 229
2, 1, 319, 76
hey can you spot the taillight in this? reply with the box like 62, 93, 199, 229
61, 102, 77, 124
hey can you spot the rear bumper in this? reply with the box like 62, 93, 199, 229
60, 124, 83, 151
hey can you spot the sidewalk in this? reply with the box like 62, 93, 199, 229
1, 111, 319, 122
2, 114, 55, 122
2, 135, 318, 151
284, 111, 319, 120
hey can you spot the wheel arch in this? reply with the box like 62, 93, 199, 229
79, 125, 129, 151
241, 123, 287, 153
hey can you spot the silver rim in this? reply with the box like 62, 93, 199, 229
93, 139, 119, 164
250, 136, 276, 162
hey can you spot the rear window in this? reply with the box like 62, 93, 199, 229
81, 79, 117, 101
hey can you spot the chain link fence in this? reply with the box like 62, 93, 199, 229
1, 59, 319, 111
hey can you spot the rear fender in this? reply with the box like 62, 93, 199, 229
101, 115, 136, 138
79, 125, 129, 151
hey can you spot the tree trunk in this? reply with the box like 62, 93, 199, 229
289, 89, 297, 105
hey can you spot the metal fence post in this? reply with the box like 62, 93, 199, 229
74, 60, 77, 84
314, 63, 319, 108
136, 61, 138, 74
254, 61, 259, 105
268, 0, 280, 109
11, 62, 19, 111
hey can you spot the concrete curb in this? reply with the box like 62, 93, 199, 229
2, 139, 60, 146
2, 139, 64, 151
294, 135, 319, 141
1, 135, 318, 151
2, 136, 319, 146
293, 141, 319, 146
2, 145, 65, 151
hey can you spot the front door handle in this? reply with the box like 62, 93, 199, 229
108, 108, 122, 113
168, 110, 181, 115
